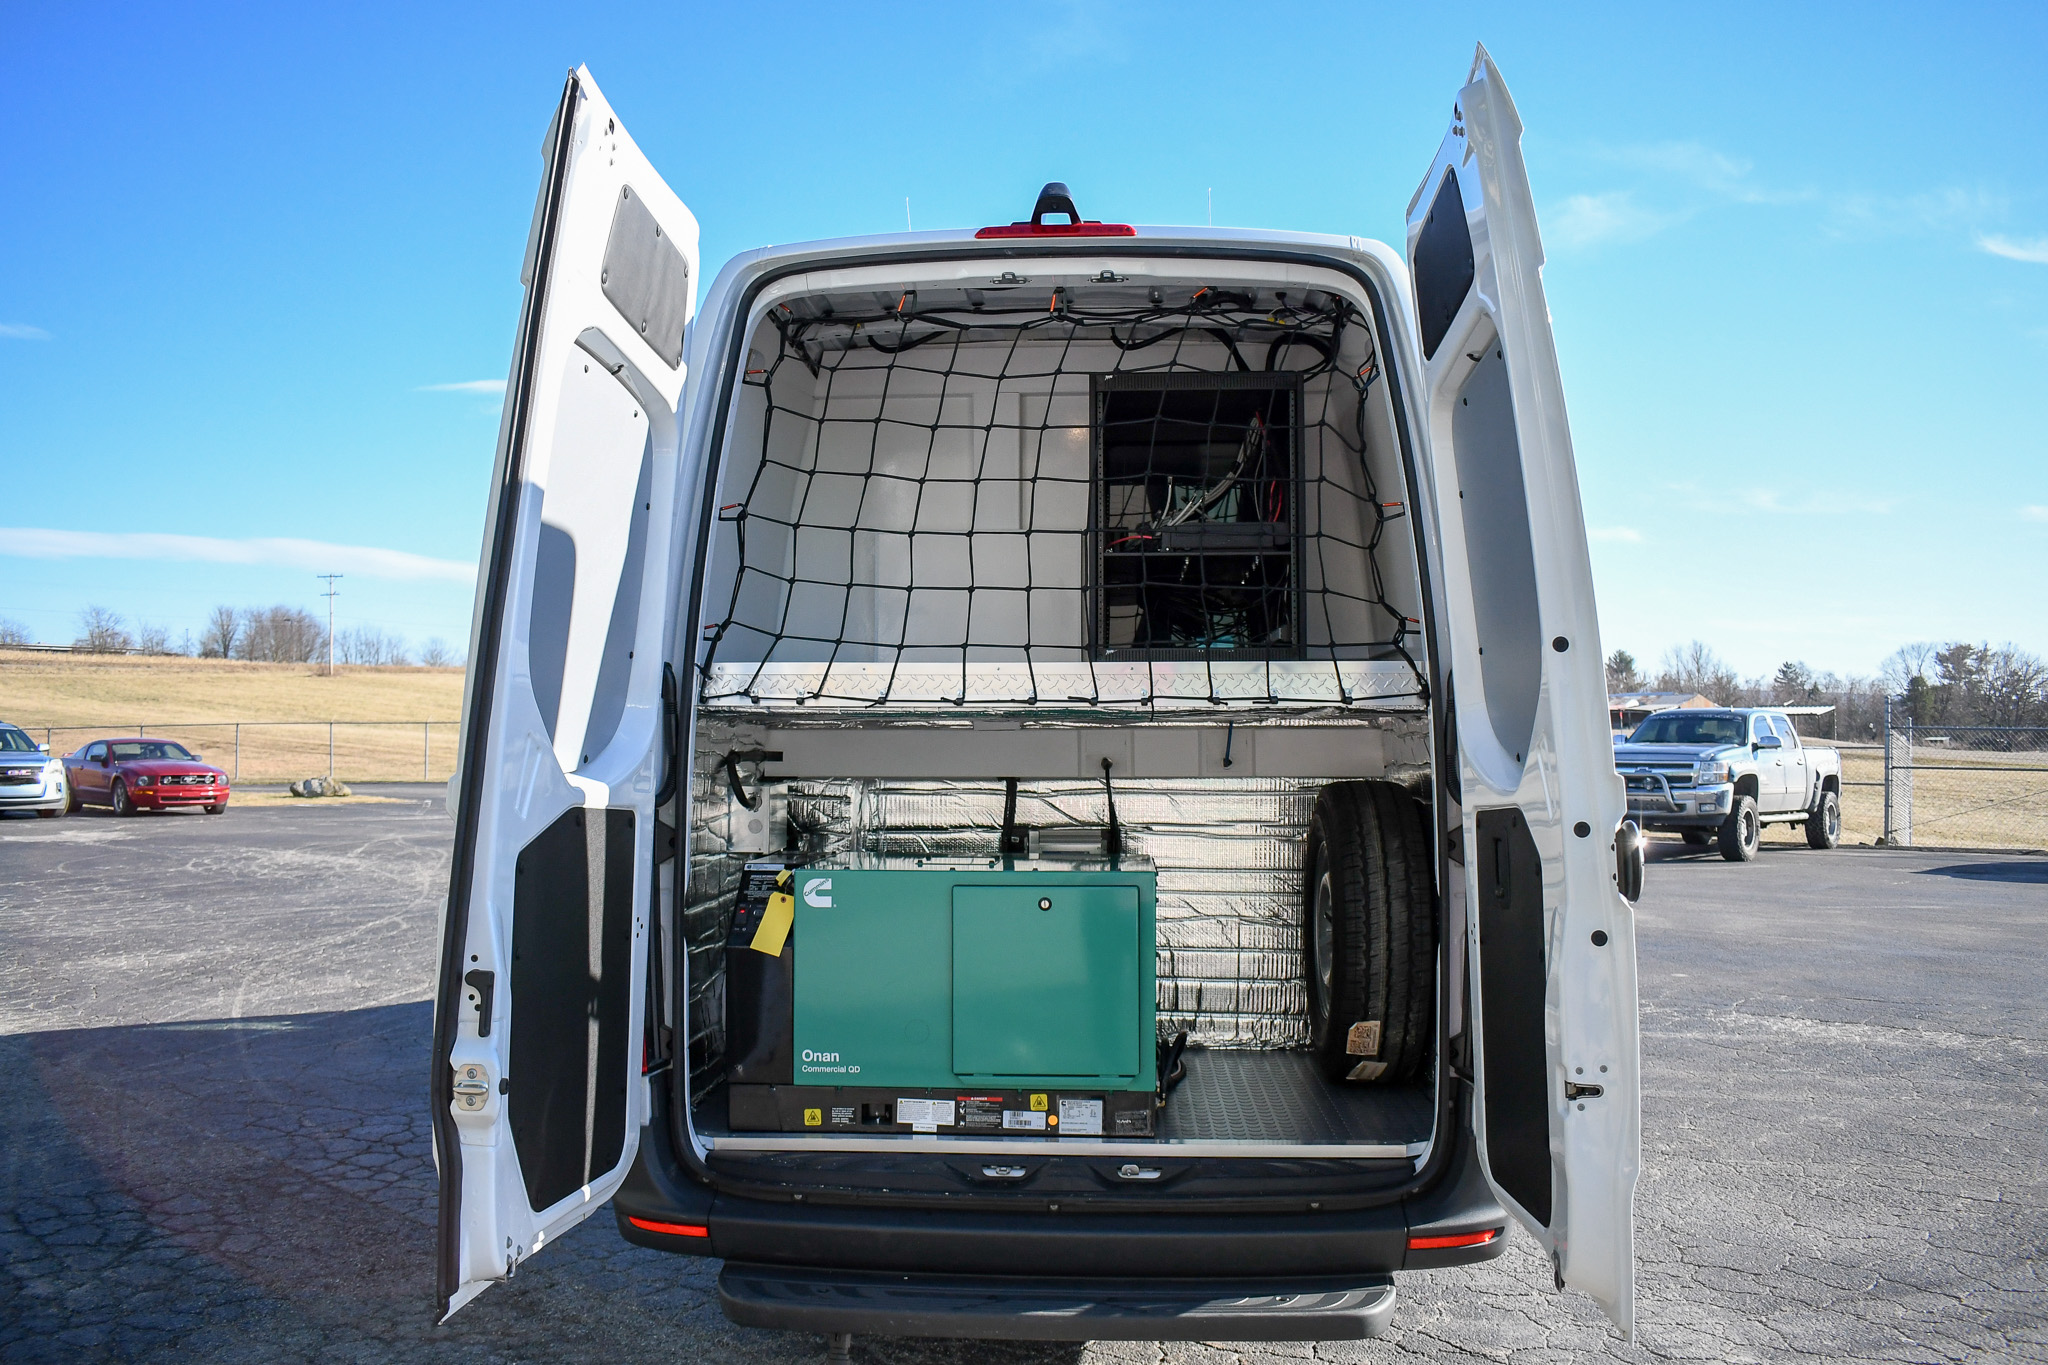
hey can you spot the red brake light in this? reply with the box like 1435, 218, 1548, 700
626, 1216, 708, 1238
977, 181, 1134, 239
974, 222, 1135, 239
1408, 1228, 1502, 1250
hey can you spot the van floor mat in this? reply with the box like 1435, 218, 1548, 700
1159, 1049, 1433, 1145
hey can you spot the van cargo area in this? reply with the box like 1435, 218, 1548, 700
675, 269, 1447, 1166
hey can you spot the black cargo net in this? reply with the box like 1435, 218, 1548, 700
698, 287, 1425, 709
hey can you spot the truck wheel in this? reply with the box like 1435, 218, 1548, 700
1303, 781, 1435, 1085
1680, 830, 1709, 847
1804, 790, 1840, 850
1717, 795, 1759, 862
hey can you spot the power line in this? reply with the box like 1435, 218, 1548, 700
317, 574, 343, 676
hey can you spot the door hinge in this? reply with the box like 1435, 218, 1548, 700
655, 818, 678, 864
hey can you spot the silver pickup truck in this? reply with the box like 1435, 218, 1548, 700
1614, 708, 1841, 861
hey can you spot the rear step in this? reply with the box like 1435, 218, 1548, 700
717, 1262, 1397, 1342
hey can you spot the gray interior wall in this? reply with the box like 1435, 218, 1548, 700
699, 309, 1422, 670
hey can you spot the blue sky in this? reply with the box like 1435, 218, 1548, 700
4, 1, 2044, 678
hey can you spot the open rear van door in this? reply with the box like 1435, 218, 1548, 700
1405, 46, 1641, 1333
433, 67, 698, 1319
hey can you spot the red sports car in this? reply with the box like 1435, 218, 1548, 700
64, 737, 231, 815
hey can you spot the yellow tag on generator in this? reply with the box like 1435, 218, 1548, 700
750, 890, 795, 956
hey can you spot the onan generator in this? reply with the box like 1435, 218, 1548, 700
723, 854, 1159, 1137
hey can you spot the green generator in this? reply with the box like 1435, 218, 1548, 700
724, 854, 1159, 1137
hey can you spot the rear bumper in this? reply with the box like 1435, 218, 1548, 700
718, 1262, 1397, 1341
615, 1082, 1507, 1282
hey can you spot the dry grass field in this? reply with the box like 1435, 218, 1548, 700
11, 654, 2042, 844
1756, 742, 2047, 852
0, 650, 465, 783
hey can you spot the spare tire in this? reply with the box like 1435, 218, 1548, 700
1303, 781, 1436, 1085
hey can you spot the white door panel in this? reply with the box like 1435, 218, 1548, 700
433, 66, 697, 1320
1405, 46, 1641, 1334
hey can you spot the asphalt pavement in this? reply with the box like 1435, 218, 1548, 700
1, 796, 2042, 1363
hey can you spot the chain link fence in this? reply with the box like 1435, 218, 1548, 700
1876, 697, 2048, 851
33, 722, 459, 785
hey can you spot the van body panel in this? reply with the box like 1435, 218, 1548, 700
433, 65, 696, 1319
1403, 46, 1640, 1332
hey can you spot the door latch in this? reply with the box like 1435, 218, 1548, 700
1564, 1082, 1604, 1100
452, 1062, 492, 1112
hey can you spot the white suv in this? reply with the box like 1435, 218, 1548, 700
0, 724, 68, 818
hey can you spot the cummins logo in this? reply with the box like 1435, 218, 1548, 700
803, 878, 833, 908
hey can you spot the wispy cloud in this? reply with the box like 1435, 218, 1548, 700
1669, 481, 1898, 518
0, 528, 474, 583
0, 322, 51, 340
1575, 140, 2002, 249
1977, 234, 2048, 265
1595, 141, 1802, 205
1547, 192, 1684, 250
1823, 187, 2003, 239
416, 379, 506, 395
1742, 488, 1899, 516
1589, 526, 1645, 544
2022, 505, 2048, 522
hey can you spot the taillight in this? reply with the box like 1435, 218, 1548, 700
1408, 1228, 1502, 1250
626, 1216, 708, 1238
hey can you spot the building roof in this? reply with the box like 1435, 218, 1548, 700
1608, 691, 1717, 709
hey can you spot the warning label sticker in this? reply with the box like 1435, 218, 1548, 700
956, 1098, 1005, 1130
830, 1107, 857, 1126
1002, 1110, 1047, 1130
1056, 1097, 1104, 1136
896, 1098, 956, 1130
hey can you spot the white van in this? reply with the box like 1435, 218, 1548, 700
433, 47, 1643, 1349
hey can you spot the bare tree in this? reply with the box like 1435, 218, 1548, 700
418, 637, 457, 667
236, 605, 326, 663
1656, 640, 1739, 703
200, 606, 240, 659
1880, 642, 1938, 694
1771, 661, 1818, 703
335, 625, 411, 666
134, 621, 172, 655
75, 605, 132, 654
1972, 645, 2047, 728
0, 618, 28, 647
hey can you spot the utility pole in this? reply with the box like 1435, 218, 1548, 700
317, 574, 342, 677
